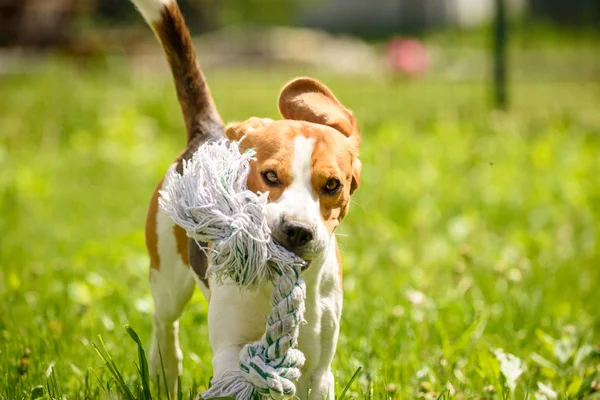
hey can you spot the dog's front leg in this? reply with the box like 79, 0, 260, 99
309, 369, 335, 400
207, 279, 271, 378
295, 330, 338, 400
294, 291, 341, 400
310, 295, 342, 400
307, 321, 339, 400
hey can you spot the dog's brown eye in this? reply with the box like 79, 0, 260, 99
262, 170, 279, 186
323, 178, 341, 194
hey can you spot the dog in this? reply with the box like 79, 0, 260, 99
132, 0, 362, 398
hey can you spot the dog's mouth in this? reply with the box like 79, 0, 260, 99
301, 260, 311, 271
272, 237, 312, 271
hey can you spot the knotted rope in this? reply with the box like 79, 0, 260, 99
159, 139, 307, 399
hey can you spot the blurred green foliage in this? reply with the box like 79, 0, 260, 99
0, 54, 599, 399
216, 0, 301, 26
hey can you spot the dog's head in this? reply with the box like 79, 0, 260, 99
226, 78, 361, 262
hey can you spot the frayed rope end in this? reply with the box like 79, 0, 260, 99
201, 370, 257, 400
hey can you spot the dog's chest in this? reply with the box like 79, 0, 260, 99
206, 274, 329, 373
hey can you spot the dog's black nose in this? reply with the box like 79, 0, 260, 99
282, 221, 314, 250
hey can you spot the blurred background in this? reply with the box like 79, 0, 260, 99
1, 0, 599, 82
1, 1, 600, 399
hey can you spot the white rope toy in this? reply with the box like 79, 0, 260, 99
159, 138, 307, 400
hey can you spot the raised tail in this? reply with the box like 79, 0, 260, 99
131, 0, 223, 144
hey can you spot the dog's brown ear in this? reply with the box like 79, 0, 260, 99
225, 118, 273, 141
278, 78, 356, 138
351, 157, 362, 195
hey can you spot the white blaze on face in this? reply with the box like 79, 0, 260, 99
266, 135, 329, 256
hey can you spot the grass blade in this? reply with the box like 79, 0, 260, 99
92, 334, 136, 400
177, 376, 183, 400
126, 325, 153, 400
337, 366, 362, 400
158, 343, 172, 400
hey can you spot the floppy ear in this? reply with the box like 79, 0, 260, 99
280, 78, 362, 194
225, 118, 273, 141
278, 77, 357, 138
351, 157, 362, 195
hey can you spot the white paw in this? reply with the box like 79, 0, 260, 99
310, 370, 335, 400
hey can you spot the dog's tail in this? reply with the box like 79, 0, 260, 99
131, 0, 223, 144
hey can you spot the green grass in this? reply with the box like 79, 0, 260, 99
1, 57, 600, 399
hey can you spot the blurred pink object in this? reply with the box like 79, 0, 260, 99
387, 38, 430, 77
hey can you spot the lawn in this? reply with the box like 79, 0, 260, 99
1, 56, 599, 399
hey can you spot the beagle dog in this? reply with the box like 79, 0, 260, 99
132, 0, 361, 398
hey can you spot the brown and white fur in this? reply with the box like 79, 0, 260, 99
132, 0, 362, 398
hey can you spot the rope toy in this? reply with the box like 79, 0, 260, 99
159, 138, 307, 400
